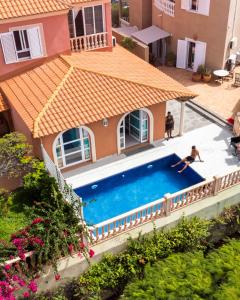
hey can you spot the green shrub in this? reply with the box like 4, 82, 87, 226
122, 240, 240, 300
0, 188, 12, 217
72, 218, 210, 299
120, 37, 137, 51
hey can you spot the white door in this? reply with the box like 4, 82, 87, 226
120, 119, 125, 149
193, 41, 206, 72
176, 40, 188, 69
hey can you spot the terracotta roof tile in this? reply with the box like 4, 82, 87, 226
0, 0, 69, 20
0, 92, 8, 112
0, 46, 196, 138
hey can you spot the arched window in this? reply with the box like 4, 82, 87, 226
55, 127, 91, 168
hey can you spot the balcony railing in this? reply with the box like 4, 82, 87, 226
154, 0, 175, 17
70, 32, 108, 52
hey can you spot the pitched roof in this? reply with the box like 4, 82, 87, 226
0, 0, 69, 20
0, 46, 196, 138
0, 92, 8, 112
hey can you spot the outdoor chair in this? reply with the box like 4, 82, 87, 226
230, 135, 240, 157
233, 73, 240, 87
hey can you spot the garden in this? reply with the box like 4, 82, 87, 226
0, 133, 94, 299
0, 132, 240, 300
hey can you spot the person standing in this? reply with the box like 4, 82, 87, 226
165, 111, 174, 140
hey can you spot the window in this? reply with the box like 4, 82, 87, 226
181, 0, 210, 16
13, 30, 30, 59
190, 0, 198, 11
84, 5, 104, 35
55, 127, 91, 168
0, 26, 43, 64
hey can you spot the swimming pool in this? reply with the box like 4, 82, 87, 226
75, 154, 204, 225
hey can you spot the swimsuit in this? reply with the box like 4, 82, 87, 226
186, 156, 195, 163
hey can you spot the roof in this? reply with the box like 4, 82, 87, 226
0, 0, 69, 20
0, 46, 196, 138
131, 25, 170, 45
0, 92, 8, 112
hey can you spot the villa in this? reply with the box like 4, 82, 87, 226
0, 0, 195, 176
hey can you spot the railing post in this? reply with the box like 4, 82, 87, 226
213, 176, 221, 196
164, 193, 171, 216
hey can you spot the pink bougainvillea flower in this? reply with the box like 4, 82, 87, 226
31, 237, 44, 246
23, 291, 30, 298
19, 252, 26, 260
68, 244, 74, 254
78, 252, 82, 258
31, 218, 44, 225
12, 275, 19, 282
18, 279, 26, 287
79, 242, 85, 249
89, 249, 95, 258
28, 280, 38, 293
55, 274, 61, 281
4, 264, 11, 271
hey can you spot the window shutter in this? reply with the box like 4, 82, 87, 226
193, 41, 206, 72
198, 0, 210, 16
176, 40, 188, 69
0, 32, 17, 64
27, 27, 43, 59
181, 0, 190, 10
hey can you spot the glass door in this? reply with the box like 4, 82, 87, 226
140, 111, 148, 143
120, 119, 125, 150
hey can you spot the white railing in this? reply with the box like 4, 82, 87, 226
90, 197, 166, 243
154, 0, 175, 17
41, 145, 81, 206
90, 168, 240, 244
70, 32, 108, 52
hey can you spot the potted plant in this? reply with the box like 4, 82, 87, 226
202, 67, 212, 83
166, 51, 176, 67
192, 64, 204, 82
121, 37, 137, 51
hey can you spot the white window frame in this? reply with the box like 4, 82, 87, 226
54, 127, 92, 169
0, 24, 45, 64
181, 0, 210, 15
71, 4, 105, 37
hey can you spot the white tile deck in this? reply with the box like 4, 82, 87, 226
65, 123, 240, 189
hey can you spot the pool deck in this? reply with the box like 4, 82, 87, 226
65, 123, 240, 190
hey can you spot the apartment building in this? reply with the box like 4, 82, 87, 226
129, 0, 240, 71
0, 0, 194, 186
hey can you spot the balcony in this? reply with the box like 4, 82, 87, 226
70, 32, 108, 52
154, 0, 175, 17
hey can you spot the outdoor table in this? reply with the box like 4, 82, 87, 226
213, 69, 229, 83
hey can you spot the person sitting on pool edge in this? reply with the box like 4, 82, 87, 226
171, 146, 204, 173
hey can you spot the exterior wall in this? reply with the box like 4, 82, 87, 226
41, 102, 166, 169
112, 29, 149, 62
105, 2, 113, 47
152, 0, 231, 70
223, 0, 240, 64
129, 0, 152, 29
0, 13, 70, 79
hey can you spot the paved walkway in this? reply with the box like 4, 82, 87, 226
159, 66, 240, 120
65, 122, 239, 189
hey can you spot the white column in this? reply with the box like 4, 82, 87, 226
179, 101, 186, 136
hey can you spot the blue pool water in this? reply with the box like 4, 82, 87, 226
75, 154, 204, 225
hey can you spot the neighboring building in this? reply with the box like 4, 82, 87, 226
128, 0, 240, 71
0, 0, 194, 179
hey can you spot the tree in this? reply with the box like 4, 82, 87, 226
0, 132, 35, 178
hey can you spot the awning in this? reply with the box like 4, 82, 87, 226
131, 25, 170, 45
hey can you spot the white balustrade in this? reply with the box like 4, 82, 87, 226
70, 32, 108, 52
89, 168, 240, 244
154, 0, 175, 17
